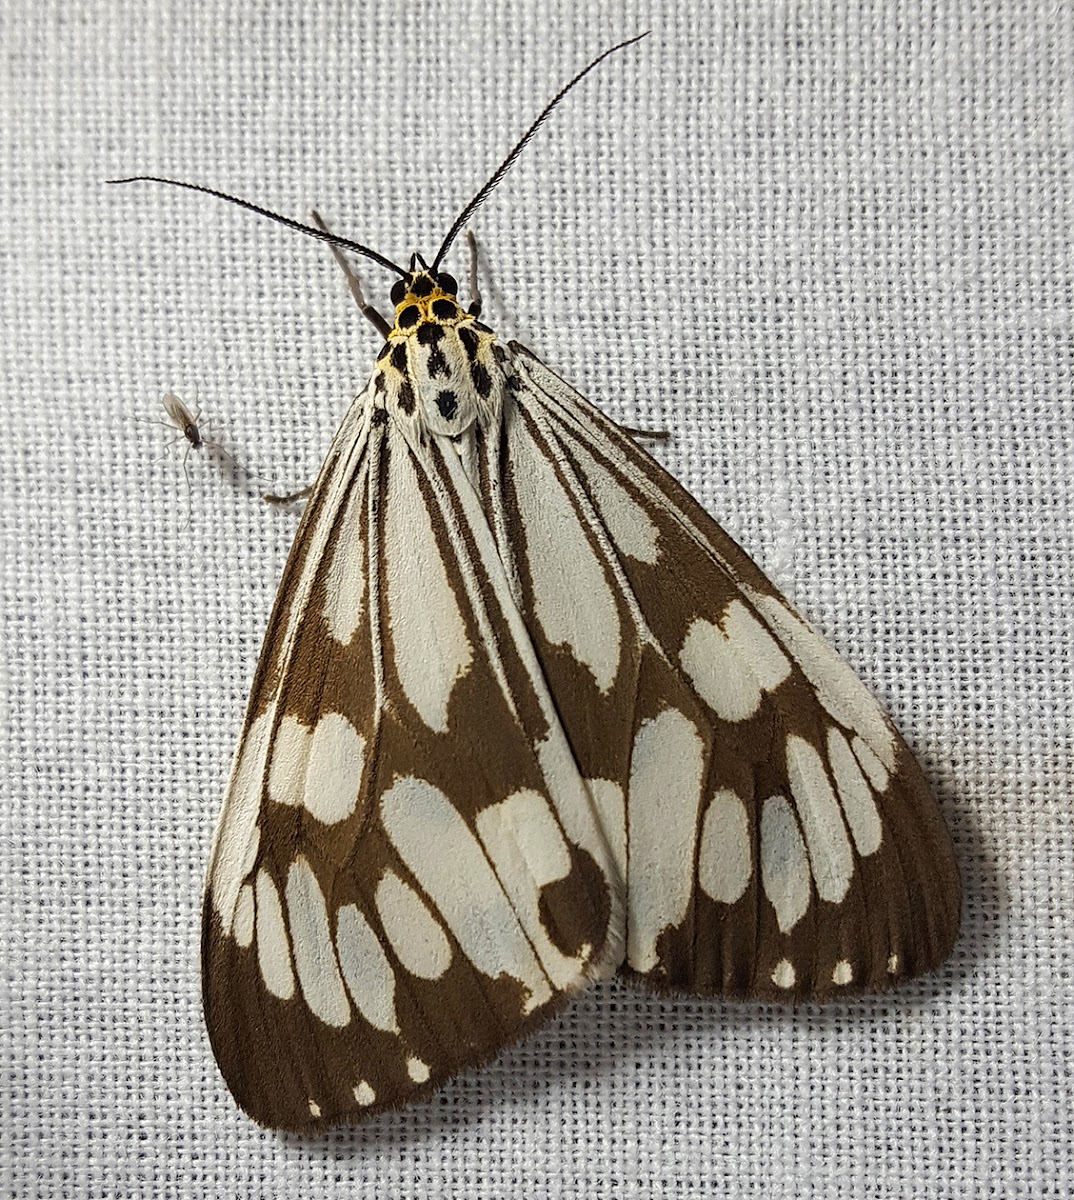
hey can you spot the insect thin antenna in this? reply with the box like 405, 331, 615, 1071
107, 177, 409, 278
432, 32, 649, 270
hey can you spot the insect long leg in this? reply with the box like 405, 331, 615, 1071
263, 483, 315, 506
622, 425, 671, 442
466, 229, 482, 317
309, 209, 392, 337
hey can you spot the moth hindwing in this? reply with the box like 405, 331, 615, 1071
126, 35, 960, 1130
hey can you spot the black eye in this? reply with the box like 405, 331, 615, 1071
390, 279, 407, 306
436, 272, 457, 295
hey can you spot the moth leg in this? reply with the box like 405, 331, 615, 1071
622, 425, 671, 441
262, 484, 314, 506
310, 209, 392, 338
466, 229, 482, 317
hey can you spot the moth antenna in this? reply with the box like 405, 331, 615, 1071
431, 32, 649, 271
106, 176, 408, 278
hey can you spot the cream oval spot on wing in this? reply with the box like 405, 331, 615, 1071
210, 710, 272, 930
509, 416, 621, 692
353, 1080, 376, 1106
786, 734, 854, 904
832, 959, 853, 986
887, 953, 900, 974
771, 958, 796, 989
827, 728, 883, 856
305, 713, 365, 824
760, 795, 811, 933
407, 1056, 430, 1084
476, 790, 580, 989
233, 883, 255, 948
626, 708, 706, 973
384, 439, 473, 733
698, 788, 752, 905
747, 590, 897, 771
322, 479, 366, 645
255, 869, 295, 1000
380, 776, 551, 1013
335, 904, 399, 1033
285, 857, 351, 1028
375, 871, 452, 980
570, 439, 660, 563
308, 1100, 321, 1118
269, 713, 365, 825
680, 600, 791, 722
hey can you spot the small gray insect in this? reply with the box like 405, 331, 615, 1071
141, 391, 241, 523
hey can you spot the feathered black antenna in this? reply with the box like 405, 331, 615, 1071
106, 176, 408, 278
431, 32, 649, 270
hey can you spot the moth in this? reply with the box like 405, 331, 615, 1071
113, 34, 960, 1130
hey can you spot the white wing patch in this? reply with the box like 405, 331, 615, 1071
585, 778, 627, 884
380, 776, 553, 1013
269, 712, 366, 825
698, 788, 752, 905
827, 728, 883, 855
785, 735, 854, 904
760, 795, 811, 933
285, 857, 351, 1027
385, 442, 473, 731
374, 870, 453, 981
210, 709, 271, 930
233, 883, 255, 948
255, 868, 295, 1000
335, 904, 399, 1033
323, 474, 367, 644
476, 790, 583, 987
852, 736, 891, 792
510, 414, 621, 691
680, 600, 791, 722
626, 708, 706, 973
748, 589, 897, 771
569, 439, 660, 563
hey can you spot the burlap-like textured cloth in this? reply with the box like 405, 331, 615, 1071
2, 2, 1070, 1195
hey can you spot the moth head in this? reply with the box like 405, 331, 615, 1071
389, 258, 459, 310
387, 263, 463, 336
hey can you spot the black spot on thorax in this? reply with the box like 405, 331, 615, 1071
417, 323, 446, 345
427, 346, 450, 378
458, 326, 480, 360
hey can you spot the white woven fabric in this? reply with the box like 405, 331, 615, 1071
2, 1, 1071, 1196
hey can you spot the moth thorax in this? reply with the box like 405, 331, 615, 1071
378, 279, 502, 438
